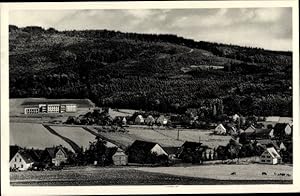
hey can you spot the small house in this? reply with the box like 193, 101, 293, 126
112, 148, 128, 166
260, 147, 281, 165
156, 115, 168, 126
10, 150, 37, 171
145, 115, 155, 126
122, 117, 127, 125
232, 114, 240, 122
214, 124, 226, 135
244, 125, 256, 134
41, 146, 68, 166
134, 115, 145, 125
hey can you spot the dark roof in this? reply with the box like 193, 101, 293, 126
257, 139, 280, 150
162, 147, 181, 155
182, 141, 202, 149
252, 128, 272, 136
17, 150, 37, 163
44, 146, 67, 158
10, 145, 21, 161
129, 140, 158, 152
274, 123, 289, 132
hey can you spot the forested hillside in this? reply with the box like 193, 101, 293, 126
9, 25, 292, 116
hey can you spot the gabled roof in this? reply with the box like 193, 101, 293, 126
145, 115, 155, 122
129, 140, 158, 152
44, 146, 67, 158
265, 147, 281, 159
244, 125, 256, 133
162, 147, 180, 155
252, 128, 272, 137
215, 124, 226, 131
113, 148, 126, 156
16, 150, 36, 164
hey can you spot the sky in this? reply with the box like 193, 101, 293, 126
9, 8, 292, 51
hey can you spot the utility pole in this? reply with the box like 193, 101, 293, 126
177, 129, 179, 140
199, 136, 201, 143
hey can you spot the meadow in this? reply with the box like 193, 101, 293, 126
10, 123, 74, 151
51, 126, 96, 150
10, 165, 292, 186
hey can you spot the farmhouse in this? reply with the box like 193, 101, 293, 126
40, 146, 68, 166
112, 148, 128, 166
214, 124, 226, 135
134, 115, 145, 125
127, 140, 168, 163
10, 150, 38, 171
145, 115, 155, 125
260, 147, 282, 165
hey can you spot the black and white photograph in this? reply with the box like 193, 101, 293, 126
1, 0, 299, 195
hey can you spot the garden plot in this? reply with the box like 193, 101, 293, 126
10, 123, 74, 151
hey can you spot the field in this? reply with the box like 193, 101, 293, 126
10, 165, 292, 186
156, 128, 232, 148
109, 109, 139, 118
50, 126, 96, 149
127, 127, 184, 147
10, 123, 74, 151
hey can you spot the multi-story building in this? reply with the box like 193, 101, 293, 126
24, 107, 39, 114
47, 104, 60, 113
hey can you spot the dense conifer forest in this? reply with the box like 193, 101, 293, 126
9, 25, 292, 116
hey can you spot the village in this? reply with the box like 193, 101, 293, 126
10, 98, 293, 181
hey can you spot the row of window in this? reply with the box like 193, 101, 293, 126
261, 159, 271, 163
13, 164, 23, 168
14, 158, 22, 162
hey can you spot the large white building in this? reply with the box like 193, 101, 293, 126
24, 103, 77, 114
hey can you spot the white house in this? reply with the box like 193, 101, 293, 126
10, 151, 35, 171
232, 114, 240, 122
112, 148, 128, 166
156, 115, 168, 125
260, 147, 282, 165
145, 115, 155, 125
134, 115, 145, 124
122, 117, 127, 125
214, 124, 226, 135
